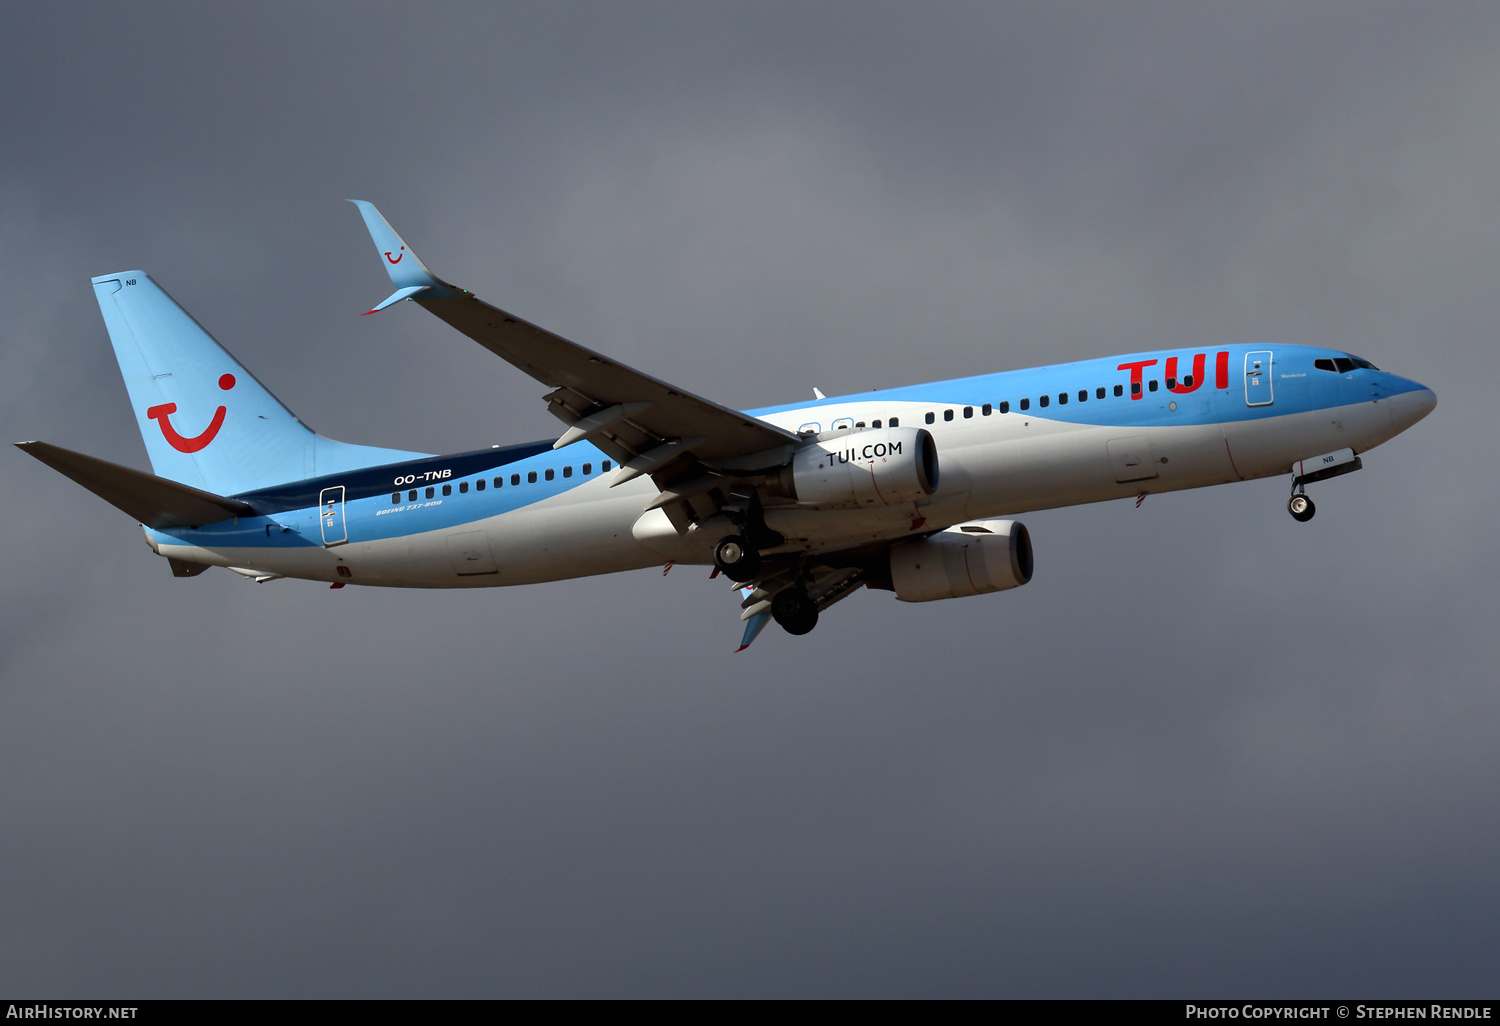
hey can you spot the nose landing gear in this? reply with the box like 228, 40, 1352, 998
1288, 492, 1316, 522
1286, 448, 1363, 522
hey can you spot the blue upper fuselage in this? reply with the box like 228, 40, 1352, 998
145, 343, 1432, 552
755, 342, 1431, 428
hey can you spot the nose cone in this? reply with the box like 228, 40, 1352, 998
1387, 380, 1437, 434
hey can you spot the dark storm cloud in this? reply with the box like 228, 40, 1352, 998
1, 2, 1497, 997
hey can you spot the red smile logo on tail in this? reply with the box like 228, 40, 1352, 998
146, 374, 235, 453
385, 246, 405, 264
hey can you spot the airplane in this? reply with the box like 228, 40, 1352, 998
18, 201, 1437, 650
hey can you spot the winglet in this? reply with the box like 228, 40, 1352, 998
735, 586, 772, 651
348, 200, 458, 310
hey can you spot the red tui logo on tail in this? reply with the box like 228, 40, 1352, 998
146, 374, 235, 453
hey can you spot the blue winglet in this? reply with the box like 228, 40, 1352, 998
348, 200, 458, 307
735, 585, 772, 652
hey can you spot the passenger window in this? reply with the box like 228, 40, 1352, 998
999, 401, 1010, 414
494, 477, 503, 488
527, 471, 537, 484
925, 412, 935, 424
511, 474, 520, 486
1115, 384, 1124, 397
1097, 387, 1106, 399
872, 419, 882, 428
476, 479, 485, 491
563, 466, 572, 478
1183, 375, 1194, 387
963, 406, 973, 419
798, 422, 820, 434
583, 463, 592, 475
1078, 390, 1087, 402
855, 421, 865, 428
1167, 377, 1177, 389
602, 460, 612, 472
1057, 392, 1068, 405
981, 404, 991, 416
391, 492, 400, 504
943, 410, 954, 421
408, 490, 417, 501
832, 417, 854, 431
1131, 382, 1141, 395
459, 481, 468, 494
425, 486, 435, 499
1039, 395, 1050, 408
442, 484, 452, 496
545, 468, 554, 481
889, 417, 899, 427
1019, 398, 1030, 411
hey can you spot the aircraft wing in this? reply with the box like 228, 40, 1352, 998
351, 202, 799, 480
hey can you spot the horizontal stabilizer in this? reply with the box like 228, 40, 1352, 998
16, 440, 254, 529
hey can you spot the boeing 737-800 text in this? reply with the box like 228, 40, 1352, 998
18, 202, 1437, 649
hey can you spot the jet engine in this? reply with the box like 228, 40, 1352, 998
788, 427, 938, 508
889, 520, 1033, 602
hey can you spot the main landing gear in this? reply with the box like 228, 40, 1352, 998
1288, 488, 1316, 523
712, 488, 782, 583
714, 535, 762, 582
771, 586, 819, 636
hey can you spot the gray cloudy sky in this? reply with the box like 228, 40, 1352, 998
2, 2, 1497, 997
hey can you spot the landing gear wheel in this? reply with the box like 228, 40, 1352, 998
1288, 494, 1316, 522
771, 587, 819, 636
714, 535, 761, 582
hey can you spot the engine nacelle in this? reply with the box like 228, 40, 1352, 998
889, 520, 1033, 602
789, 427, 939, 508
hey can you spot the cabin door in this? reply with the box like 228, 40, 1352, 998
318, 486, 347, 547
1244, 351, 1274, 407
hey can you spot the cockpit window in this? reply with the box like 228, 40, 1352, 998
1318, 355, 1380, 373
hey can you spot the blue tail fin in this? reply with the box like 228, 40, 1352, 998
92, 272, 426, 495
